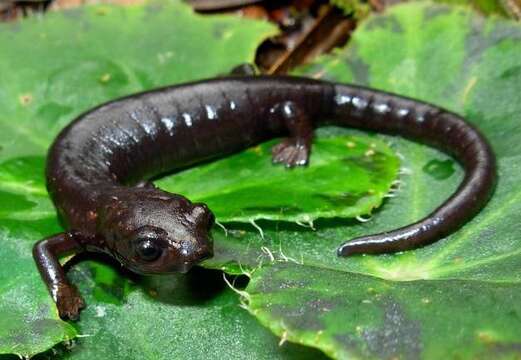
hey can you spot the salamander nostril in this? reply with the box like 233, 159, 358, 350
196, 246, 213, 262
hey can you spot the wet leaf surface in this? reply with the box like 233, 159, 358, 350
248, 263, 521, 359
30, 263, 329, 360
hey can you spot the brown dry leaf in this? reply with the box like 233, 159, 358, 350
267, 5, 354, 74
502, 0, 521, 19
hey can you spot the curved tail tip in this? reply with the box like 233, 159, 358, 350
337, 243, 359, 257
337, 236, 378, 256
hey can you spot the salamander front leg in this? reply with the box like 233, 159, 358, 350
271, 101, 313, 168
33, 232, 86, 320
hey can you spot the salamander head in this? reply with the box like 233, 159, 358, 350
99, 189, 214, 274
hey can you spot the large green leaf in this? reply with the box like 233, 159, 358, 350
208, 2, 521, 359
431, 0, 507, 15
331, 0, 507, 18
248, 263, 521, 359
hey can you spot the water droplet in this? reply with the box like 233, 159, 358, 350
99, 73, 111, 84
346, 141, 356, 148
141, 119, 156, 135
161, 117, 175, 135
334, 94, 352, 105
282, 102, 294, 117
182, 113, 193, 127
352, 96, 368, 110
373, 102, 390, 114
396, 108, 410, 118
205, 105, 217, 120
422, 159, 455, 180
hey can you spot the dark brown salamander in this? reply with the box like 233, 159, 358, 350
34, 75, 496, 319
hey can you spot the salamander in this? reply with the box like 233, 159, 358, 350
33, 75, 496, 319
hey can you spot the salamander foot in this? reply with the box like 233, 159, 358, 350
56, 283, 85, 320
272, 139, 310, 168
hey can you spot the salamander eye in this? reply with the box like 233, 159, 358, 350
136, 239, 162, 262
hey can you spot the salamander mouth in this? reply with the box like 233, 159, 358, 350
135, 262, 198, 275
176, 245, 214, 273
123, 247, 214, 275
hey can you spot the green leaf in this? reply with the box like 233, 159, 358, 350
247, 263, 521, 359
330, 0, 507, 18
215, 2, 521, 358
435, 0, 508, 16
0, 1, 282, 357
34, 262, 329, 360
157, 135, 399, 222
0, 162, 75, 357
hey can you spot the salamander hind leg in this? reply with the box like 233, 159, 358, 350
229, 63, 257, 76
33, 232, 86, 320
271, 101, 313, 168
272, 139, 310, 167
